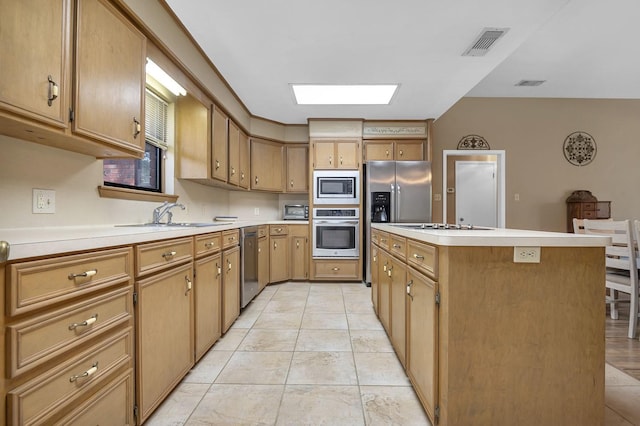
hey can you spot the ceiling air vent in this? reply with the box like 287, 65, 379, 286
462, 28, 509, 57
515, 80, 546, 87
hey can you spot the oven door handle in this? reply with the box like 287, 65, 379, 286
314, 220, 359, 225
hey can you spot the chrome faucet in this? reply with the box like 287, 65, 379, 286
152, 202, 185, 224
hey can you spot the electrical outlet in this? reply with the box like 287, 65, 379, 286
32, 189, 56, 214
513, 246, 540, 263
254, 207, 260, 216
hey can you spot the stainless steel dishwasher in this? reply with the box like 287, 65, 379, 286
240, 226, 259, 308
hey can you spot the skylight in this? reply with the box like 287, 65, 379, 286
291, 84, 398, 105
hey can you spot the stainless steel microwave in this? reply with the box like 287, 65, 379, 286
313, 170, 360, 205
283, 204, 308, 220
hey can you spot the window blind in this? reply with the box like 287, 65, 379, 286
145, 89, 169, 150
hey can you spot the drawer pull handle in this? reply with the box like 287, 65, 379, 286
227, 259, 232, 271
393, 244, 401, 248
387, 266, 393, 277
162, 251, 177, 259
216, 263, 222, 276
215, 160, 221, 170
205, 242, 215, 248
68, 269, 98, 280
413, 254, 424, 260
133, 117, 141, 139
70, 362, 98, 382
69, 314, 98, 330
380, 238, 387, 243
332, 267, 340, 271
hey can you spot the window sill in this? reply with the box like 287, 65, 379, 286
98, 186, 179, 203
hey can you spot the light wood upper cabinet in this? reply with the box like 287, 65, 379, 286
239, 129, 250, 189
228, 120, 240, 186
286, 144, 309, 192
176, 94, 210, 180
74, 0, 146, 154
0, 0, 71, 128
251, 138, 284, 191
312, 139, 360, 169
364, 139, 425, 162
212, 106, 228, 182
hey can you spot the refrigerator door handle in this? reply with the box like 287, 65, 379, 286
390, 183, 395, 222
396, 184, 401, 221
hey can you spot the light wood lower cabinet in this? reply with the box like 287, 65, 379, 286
389, 255, 407, 367
4, 247, 134, 425
258, 230, 269, 291
312, 259, 360, 280
270, 225, 289, 283
290, 225, 309, 280
222, 245, 240, 333
136, 261, 194, 423
406, 267, 438, 422
194, 252, 222, 362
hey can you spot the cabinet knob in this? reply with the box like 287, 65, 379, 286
399, 150, 404, 157
255, 176, 259, 185
231, 167, 235, 176
290, 180, 294, 187
332, 267, 340, 271
329, 155, 332, 165
185, 275, 192, 295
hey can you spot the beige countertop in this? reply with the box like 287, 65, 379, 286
372, 223, 610, 247
0, 220, 309, 261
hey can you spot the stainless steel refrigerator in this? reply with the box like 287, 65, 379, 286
364, 160, 432, 284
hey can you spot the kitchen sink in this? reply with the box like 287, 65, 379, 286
390, 223, 492, 230
116, 222, 231, 228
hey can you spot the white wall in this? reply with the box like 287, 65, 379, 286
0, 134, 284, 228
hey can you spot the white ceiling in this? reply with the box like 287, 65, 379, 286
164, 0, 640, 125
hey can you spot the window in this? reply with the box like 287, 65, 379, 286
103, 90, 168, 192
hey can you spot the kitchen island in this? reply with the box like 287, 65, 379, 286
371, 223, 608, 426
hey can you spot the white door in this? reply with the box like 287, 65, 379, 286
455, 161, 497, 227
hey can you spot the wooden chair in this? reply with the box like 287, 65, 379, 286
582, 219, 639, 339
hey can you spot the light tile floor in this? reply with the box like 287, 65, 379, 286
146, 281, 640, 426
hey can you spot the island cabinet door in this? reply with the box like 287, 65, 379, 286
389, 256, 407, 367
406, 267, 439, 425
378, 250, 392, 334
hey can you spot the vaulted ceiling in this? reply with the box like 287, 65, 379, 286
164, 0, 640, 124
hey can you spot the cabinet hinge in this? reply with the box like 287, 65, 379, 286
69, 108, 74, 122
434, 405, 440, 424
435, 291, 440, 305
133, 292, 138, 305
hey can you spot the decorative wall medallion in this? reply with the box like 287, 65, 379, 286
563, 131, 596, 166
457, 134, 490, 150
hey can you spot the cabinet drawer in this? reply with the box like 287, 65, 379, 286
8, 247, 133, 316
222, 229, 240, 249
581, 202, 596, 211
270, 225, 289, 236
378, 231, 390, 251
313, 259, 359, 279
195, 232, 222, 257
54, 369, 134, 426
258, 225, 268, 238
371, 229, 381, 246
390, 235, 407, 260
406, 239, 438, 278
7, 286, 133, 378
8, 327, 133, 426
136, 237, 193, 276
582, 210, 597, 219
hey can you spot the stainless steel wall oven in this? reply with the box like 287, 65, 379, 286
312, 208, 360, 258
